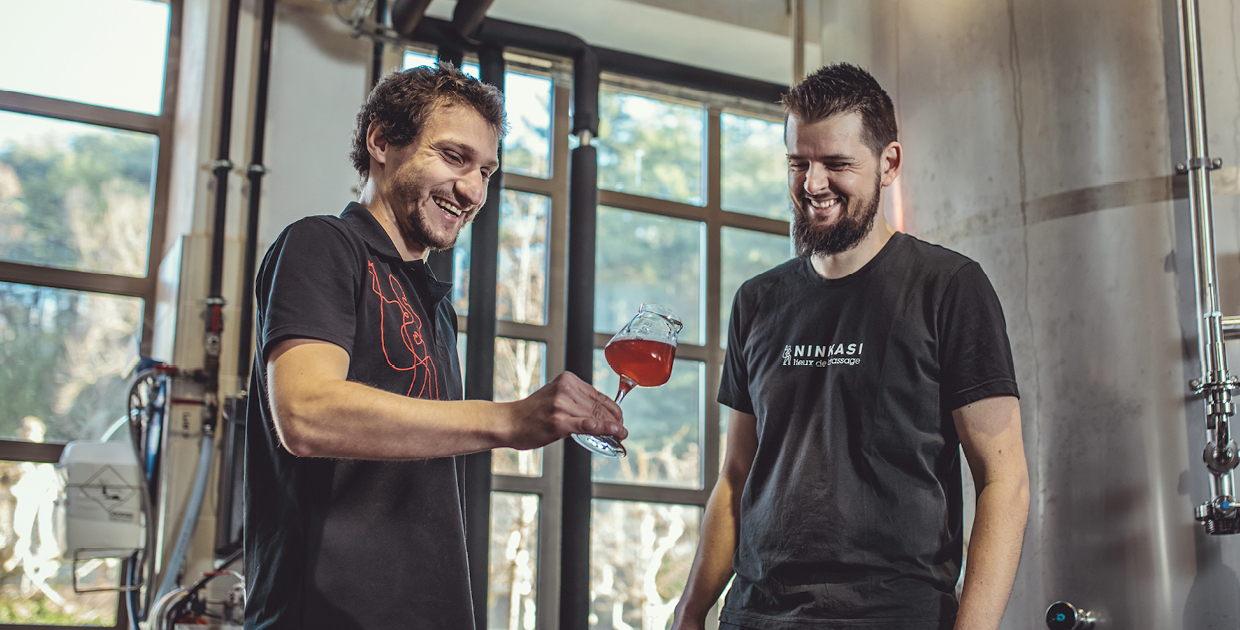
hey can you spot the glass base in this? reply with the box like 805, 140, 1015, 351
572, 433, 627, 458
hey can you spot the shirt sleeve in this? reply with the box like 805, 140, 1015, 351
257, 218, 359, 362
718, 285, 755, 415
938, 261, 1020, 410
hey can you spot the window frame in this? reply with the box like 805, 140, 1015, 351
584, 74, 789, 630
409, 44, 573, 630
401, 44, 791, 630
0, 0, 181, 627
592, 74, 788, 504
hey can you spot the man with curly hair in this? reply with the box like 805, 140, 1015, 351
244, 63, 625, 629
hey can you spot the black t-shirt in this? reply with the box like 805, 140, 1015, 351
718, 232, 1018, 630
244, 203, 471, 629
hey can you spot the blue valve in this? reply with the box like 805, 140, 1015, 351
1046, 601, 1094, 630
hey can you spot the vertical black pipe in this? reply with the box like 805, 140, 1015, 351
236, 0, 277, 386
561, 45, 601, 630
571, 49, 599, 137
371, 0, 387, 90
438, 45, 465, 69
209, 0, 242, 303
463, 44, 504, 630
203, 0, 244, 417
561, 146, 598, 630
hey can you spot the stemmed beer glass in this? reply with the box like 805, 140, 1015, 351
573, 303, 683, 458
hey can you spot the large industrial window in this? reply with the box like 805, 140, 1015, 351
405, 49, 790, 630
588, 74, 790, 630
0, 0, 179, 626
404, 48, 567, 630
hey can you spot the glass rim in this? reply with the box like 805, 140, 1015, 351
638, 302, 682, 327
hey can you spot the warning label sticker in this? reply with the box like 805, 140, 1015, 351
68, 465, 138, 524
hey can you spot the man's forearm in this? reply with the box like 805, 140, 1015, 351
268, 341, 624, 460
954, 477, 1030, 630
273, 376, 511, 459
672, 477, 742, 628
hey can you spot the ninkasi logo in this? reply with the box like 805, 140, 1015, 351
782, 342, 864, 367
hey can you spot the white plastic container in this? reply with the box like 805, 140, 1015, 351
59, 441, 144, 555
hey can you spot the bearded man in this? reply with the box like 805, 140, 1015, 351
244, 63, 625, 629
672, 64, 1029, 630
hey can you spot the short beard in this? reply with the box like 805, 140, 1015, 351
792, 173, 882, 258
391, 179, 466, 252
400, 206, 460, 252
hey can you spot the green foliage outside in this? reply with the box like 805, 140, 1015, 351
0, 592, 113, 626
501, 72, 552, 179
721, 113, 790, 220
592, 352, 701, 489
0, 130, 150, 442
595, 207, 703, 344
597, 90, 703, 205
0, 131, 154, 276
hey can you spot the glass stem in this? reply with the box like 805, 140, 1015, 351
614, 377, 637, 405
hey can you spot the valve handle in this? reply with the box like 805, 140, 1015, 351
1046, 601, 1096, 630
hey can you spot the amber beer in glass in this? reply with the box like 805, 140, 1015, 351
574, 303, 683, 457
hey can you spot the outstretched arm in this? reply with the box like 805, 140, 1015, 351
266, 338, 625, 460
672, 408, 759, 630
952, 395, 1029, 630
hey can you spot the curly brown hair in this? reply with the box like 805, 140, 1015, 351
782, 63, 897, 156
349, 61, 507, 181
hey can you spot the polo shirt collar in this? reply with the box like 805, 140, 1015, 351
340, 202, 454, 306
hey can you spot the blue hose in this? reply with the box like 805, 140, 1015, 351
154, 433, 215, 605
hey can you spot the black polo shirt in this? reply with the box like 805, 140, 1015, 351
245, 203, 470, 629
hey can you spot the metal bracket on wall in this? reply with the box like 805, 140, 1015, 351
1175, 156, 1223, 173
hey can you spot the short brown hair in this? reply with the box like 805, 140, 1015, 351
349, 62, 507, 180
782, 63, 897, 156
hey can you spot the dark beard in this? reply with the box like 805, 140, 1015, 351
400, 206, 457, 252
792, 174, 882, 258
392, 179, 462, 252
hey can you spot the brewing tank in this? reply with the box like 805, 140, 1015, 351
817, 0, 1240, 627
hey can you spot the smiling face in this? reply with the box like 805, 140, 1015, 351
378, 102, 500, 254
786, 112, 895, 258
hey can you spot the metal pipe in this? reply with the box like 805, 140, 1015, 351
236, 0, 277, 386
154, 433, 216, 603
561, 141, 598, 630
370, 0, 387, 90
209, 0, 241, 303
199, 0, 244, 451
1221, 316, 1240, 339
791, 0, 805, 84
451, 18, 599, 136
593, 47, 786, 105
451, 0, 494, 40
150, 586, 189, 630
405, 17, 788, 133
1178, 0, 1240, 534
462, 44, 505, 630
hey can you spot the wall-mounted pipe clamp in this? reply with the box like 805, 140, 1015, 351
1176, 156, 1224, 173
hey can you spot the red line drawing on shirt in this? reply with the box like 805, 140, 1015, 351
368, 261, 439, 399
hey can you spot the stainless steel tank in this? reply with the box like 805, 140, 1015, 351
817, 0, 1240, 627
